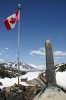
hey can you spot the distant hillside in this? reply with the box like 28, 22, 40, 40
55, 63, 66, 72
0, 65, 26, 78
0, 59, 44, 72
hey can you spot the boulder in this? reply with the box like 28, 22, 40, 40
13, 83, 17, 87
0, 91, 5, 97
13, 87, 19, 92
5, 87, 10, 93
33, 88, 41, 95
0, 97, 5, 100
10, 87, 14, 92
19, 86, 26, 91
18, 89, 22, 93
0, 82, 3, 86
1, 88, 5, 93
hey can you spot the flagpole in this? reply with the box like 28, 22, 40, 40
18, 4, 21, 85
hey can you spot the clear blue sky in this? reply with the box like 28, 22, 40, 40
0, 0, 66, 66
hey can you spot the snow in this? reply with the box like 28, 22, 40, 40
0, 77, 29, 89
0, 71, 66, 89
0, 72, 41, 89
19, 71, 41, 81
28, 64, 38, 69
28, 64, 46, 70
56, 71, 66, 89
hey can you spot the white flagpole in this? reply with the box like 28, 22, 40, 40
18, 4, 21, 85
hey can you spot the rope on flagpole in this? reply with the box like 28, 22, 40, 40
18, 4, 21, 85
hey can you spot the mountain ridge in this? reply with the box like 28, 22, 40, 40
0, 59, 45, 72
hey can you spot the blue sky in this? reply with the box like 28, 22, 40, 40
0, 0, 66, 66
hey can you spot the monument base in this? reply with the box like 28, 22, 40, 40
33, 86, 66, 100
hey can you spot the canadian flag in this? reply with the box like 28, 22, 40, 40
3, 11, 19, 30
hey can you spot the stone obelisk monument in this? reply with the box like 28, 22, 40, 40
33, 39, 66, 100
45, 40, 56, 87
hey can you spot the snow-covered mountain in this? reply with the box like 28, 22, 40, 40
0, 59, 66, 72
0, 59, 4, 64
0, 59, 44, 72
0, 59, 66, 90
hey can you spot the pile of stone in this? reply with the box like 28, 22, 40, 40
0, 83, 42, 100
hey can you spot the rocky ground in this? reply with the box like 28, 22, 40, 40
0, 83, 42, 100
0, 72, 46, 100
0, 71, 66, 100
0, 65, 66, 100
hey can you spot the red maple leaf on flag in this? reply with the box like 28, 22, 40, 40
10, 18, 16, 24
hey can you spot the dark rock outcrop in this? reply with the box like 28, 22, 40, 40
0, 82, 3, 86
